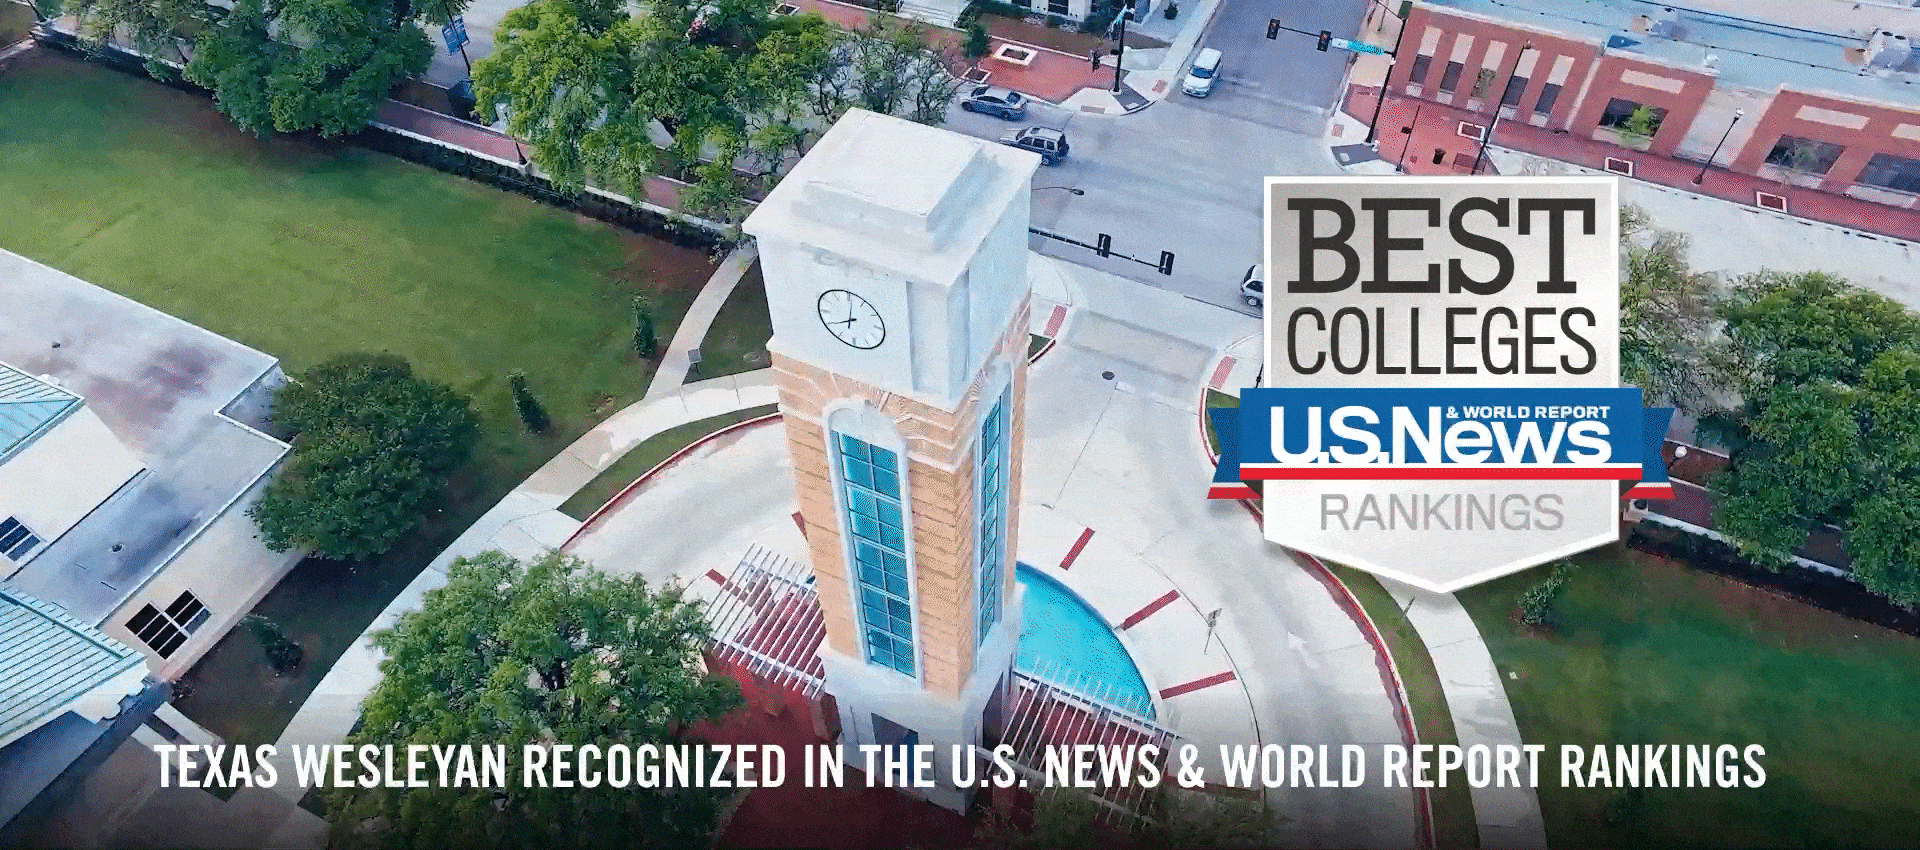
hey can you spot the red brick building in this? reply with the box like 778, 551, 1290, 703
1369, 0, 1920, 223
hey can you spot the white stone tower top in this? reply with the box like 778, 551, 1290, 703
743, 109, 1041, 406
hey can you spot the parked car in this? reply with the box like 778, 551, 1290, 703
960, 85, 1029, 120
1241, 264, 1264, 308
999, 127, 1070, 165
1182, 47, 1223, 97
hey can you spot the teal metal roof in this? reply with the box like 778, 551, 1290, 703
0, 585, 144, 747
0, 363, 80, 465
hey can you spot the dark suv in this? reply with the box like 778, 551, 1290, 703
960, 85, 1029, 119
999, 127, 1070, 165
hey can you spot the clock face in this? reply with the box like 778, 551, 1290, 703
817, 289, 886, 350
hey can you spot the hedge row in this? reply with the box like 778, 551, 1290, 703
30, 27, 726, 252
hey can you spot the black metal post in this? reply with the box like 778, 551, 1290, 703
1112, 9, 1131, 94
1693, 109, 1744, 185
1397, 100, 1422, 171
1469, 43, 1529, 176
1364, 4, 1411, 145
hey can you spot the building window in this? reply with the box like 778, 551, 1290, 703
1598, 98, 1666, 136
974, 393, 1011, 653
1857, 153, 1920, 194
0, 517, 42, 561
1407, 54, 1433, 86
1501, 75, 1528, 107
1437, 61, 1464, 93
1533, 83, 1561, 116
1764, 135, 1845, 176
126, 591, 209, 659
836, 432, 915, 676
1046, 0, 1068, 14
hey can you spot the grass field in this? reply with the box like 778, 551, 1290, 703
0, 54, 722, 743
696, 261, 773, 379
558, 404, 781, 520
1458, 548, 1920, 848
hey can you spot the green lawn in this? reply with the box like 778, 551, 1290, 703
696, 261, 772, 379
0, 54, 721, 743
1326, 564, 1479, 849
558, 404, 780, 520
1458, 547, 1920, 848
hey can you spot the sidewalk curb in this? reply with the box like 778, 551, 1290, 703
562, 412, 784, 548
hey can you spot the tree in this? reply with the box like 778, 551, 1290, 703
963, 21, 990, 59
180, 0, 438, 136
509, 371, 551, 434
251, 353, 479, 559
324, 550, 743, 850
976, 788, 1276, 849
1703, 272, 1920, 603
1617, 205, 1721, 409
633, 296, 659, 358
65, 0, 205, 71
1518, 560, 1575, 628
244, 615, 305, 674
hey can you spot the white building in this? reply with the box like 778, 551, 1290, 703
0, 248, 300, 838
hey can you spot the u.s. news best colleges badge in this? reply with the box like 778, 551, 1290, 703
1210, 177, 1673, 592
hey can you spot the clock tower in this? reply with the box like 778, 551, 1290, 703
741, 109, 1040, 812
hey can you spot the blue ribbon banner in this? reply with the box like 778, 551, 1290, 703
1209, 387, 1674, 501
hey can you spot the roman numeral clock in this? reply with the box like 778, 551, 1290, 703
741, 108, 1042, 814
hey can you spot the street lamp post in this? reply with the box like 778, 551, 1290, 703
1397, 100, 1424, 172
1693, 109, 1745, 185
1112, 9, 1134, 94
1468, 43, 1531, 176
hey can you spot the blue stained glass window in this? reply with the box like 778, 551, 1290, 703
836, 431, 915, 676
975, 394, 1011, 652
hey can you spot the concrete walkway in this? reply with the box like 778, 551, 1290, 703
648, 242, 759, 399
1378, 581, 1547, 850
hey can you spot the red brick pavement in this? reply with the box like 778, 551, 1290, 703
786, 0, 1110, 104
1345, 86, 1920, 244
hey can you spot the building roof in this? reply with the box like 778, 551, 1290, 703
1427, 0, 1920, 110
0, 584, 143, 748
0, 365, 79, 466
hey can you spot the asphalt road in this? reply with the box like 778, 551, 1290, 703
941, 0, 1370, 316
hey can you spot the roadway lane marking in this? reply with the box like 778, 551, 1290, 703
1059, 527, 1095, 570
1160, 671, 1237, 699
1119, 589, 1180, 630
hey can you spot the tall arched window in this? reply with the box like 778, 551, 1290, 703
828, 405, 916, 677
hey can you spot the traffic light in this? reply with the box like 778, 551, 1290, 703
1096, 233, 1112, 258
1266, 18, 1280, 39
1157, 251, 1175, 276
1317, 30, 1332, 51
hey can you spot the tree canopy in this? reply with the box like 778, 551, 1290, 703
1617, 204, 1721, 409
1698, 271, 1920, 604
324, 549, 742, 850
472, 2, 961, 221
250, 353, 478, 559
67, 0, 454, 136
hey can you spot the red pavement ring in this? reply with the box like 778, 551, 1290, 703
1195, 386, 1437, 850
562, 412, 785, 550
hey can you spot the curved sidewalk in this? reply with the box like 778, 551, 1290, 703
1199, 345, 1548, 849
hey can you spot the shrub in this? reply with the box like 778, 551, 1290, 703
245, 615, 305, 674
1519, 560, 1575, 627
509, 371, 550, 435
1163, 1, 1177, 18
964, 21, 990, 58
633, 297, 659, 359
1046, 13, 1067, 27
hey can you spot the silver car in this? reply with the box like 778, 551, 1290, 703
960, 85, 1029, 120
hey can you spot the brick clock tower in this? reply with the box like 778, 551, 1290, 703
742, 109, 1039, 812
